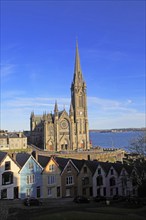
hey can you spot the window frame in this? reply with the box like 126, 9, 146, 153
66, 176, 73, 185
2, 171, 13, 185
49, 164, 55, 172
5, 161, 11, 170
48, 175, 56, 185
26, 174, 35, 184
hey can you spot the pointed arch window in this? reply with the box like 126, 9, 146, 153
110, 177, 116, 186
96, 175, 103, 186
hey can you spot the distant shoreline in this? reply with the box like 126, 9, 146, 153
89, 128, 146, 133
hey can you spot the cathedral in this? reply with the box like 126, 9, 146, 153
30, 42, 90, 151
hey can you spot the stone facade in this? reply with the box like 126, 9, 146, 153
30, 42, 90, 152
0, 131, 27, 151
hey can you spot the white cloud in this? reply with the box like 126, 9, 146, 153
2, 97, 70, 109
1, 92, 145, 131
87, 96, 145, 129
1, 64, 16, 79
87, 96, 135, 112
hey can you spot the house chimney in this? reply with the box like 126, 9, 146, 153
32, 150, 38, 161
12, 152, 16, 161
18, 132, 22, 138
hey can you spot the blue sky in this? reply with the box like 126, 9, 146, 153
1, 0, 145, 131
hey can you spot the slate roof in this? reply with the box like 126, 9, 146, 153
38, 155, 50, 168
71, 158, 85, 171
84, 160, 99, 175
112, 162, 124, 175
0, 134, 7, 138
98, 161, 112, 175
0, 132, 26, 138
54, 157, 69, 170
0, 151, 7, 163
16, 153, 31, 167
123, 164, 133, 175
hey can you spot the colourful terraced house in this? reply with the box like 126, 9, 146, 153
0, 152, 20, 199
16, 153, 43, 199
38, 155, 69, 198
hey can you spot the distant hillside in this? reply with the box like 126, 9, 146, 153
89, 128, 146, 133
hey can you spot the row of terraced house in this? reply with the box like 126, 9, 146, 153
0, 151, 140, 200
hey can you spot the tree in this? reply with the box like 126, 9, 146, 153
129, 132, 146, 157
125, 133, 146, 197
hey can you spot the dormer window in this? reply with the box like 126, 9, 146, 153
5, 161, 11, 170
110, 169, 114, 175
67, 165, 71, 172
98, 168, 101, 175
29, 162, 34, 169
49, 164, 55, 171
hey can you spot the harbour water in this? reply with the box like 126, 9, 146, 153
89, 131, 144, 150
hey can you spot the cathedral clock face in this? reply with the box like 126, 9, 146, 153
60, 120, 68, 129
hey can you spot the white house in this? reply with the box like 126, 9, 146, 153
0, 152, 20, 199
106, 164, 119, 198
92, 162, 111, 197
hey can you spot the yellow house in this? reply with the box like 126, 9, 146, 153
39, 156, 68, 198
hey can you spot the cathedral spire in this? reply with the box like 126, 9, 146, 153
73, 40, 83, 84
54, 100, 58, 113
74, 40, 81, 74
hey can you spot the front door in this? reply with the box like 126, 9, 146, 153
37, 186, 41, 198
14, 187, 19, 199
57, 187, 60, 197
65, 188, 71, 197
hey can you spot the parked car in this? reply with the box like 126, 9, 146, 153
112, 195, 121, 200
24, 197, 42, 206
126, 196, 141, 205
93, 196, 106, 202
73, 196, 90, 203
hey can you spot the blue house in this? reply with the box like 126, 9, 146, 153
16, 153, 43, 199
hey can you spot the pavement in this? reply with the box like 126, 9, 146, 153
0, 198, 146, 220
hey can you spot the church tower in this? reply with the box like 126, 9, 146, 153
30, 41, 90, 151
71, 41, 90, 150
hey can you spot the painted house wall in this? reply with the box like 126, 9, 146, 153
129, 168, 138, 196
42, 158, 62, 198
77, 163, 93, 197
61, 160, 78, 198
19, 156, 43, 199
106, 166, 119, 197
118, 168, 132, 197
92, 164, 107, 197
0, 155, 20, 199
